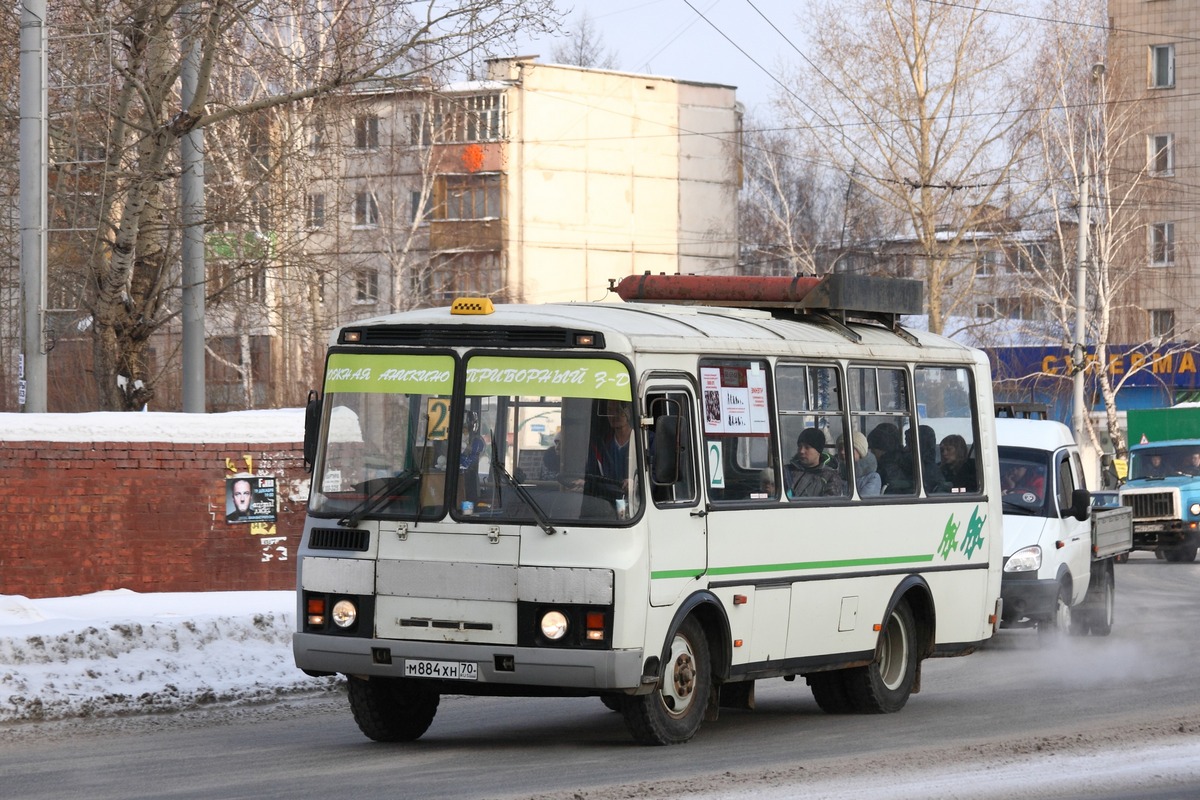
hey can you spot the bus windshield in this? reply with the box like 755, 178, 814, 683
309, 352, 455, 520
462, 355, 638, 525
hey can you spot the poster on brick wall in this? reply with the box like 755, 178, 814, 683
225, 475, 278, 524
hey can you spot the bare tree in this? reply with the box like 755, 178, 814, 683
17, 0, 558, 411
781, 0, 1041, 334
550, 10, 618, 69
1016, 0, 1177, 461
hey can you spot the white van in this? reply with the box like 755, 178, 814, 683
996, 418, 1130, 636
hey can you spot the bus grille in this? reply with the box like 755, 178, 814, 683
309, 528, 370, 551
1123, 492, 1177, 519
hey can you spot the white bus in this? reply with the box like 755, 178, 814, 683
294, 274, 1003, 745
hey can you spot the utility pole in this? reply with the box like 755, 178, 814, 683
1073, 152, 1088, 446
18, 0, 48, 413
180, 9, 206, 412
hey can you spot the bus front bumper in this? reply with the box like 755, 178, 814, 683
293, 632, 646, 693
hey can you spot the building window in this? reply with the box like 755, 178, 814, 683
1150, 44, 1175, 88
1150, 309, 1176, 341
974, 303, 996, 319
354, 191, 379, 228
307, 116, 325, 153
976, 250, 1002, 277
437, 174, 502, 220
996, 296, 1042, 321
418, 252, 503, 303
354, 114, 380, 149
1149, 134, 1174, 176
428, 93, 506, 144
355, 269, 379, 304
410, 190, 433, 223
305, 193, 325, 229
1015, 245, 1046, 274
1151, 222, 1175, 266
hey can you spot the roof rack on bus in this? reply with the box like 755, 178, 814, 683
609, 272, 923, 343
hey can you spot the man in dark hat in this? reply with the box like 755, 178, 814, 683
785, 427, 845, 498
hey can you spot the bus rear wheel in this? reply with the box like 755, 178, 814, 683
347, 676, 439, 742
808, 669, 855, 714
843, 599, 917, 714
621, 617, 711, 745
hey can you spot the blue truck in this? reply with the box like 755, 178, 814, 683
1119, 406, 1200, 562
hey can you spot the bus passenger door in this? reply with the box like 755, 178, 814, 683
645, 385, 707, 607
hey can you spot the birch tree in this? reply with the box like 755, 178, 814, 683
33, 0, 558, 410
781, 0, 1040, 334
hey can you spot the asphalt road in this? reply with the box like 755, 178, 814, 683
2, 552, 1199, 800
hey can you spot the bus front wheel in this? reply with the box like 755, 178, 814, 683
347, 676, 440, 742
843, 599, 918, 714
621, 616, 711, 745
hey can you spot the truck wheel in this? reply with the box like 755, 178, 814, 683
1089, 567, 1115, 636
621, 616, 711, 745
347, 676, 439, 742
842, 599, 917, 714
1165, 545, 1198, 563
1039, 586, 1072, 640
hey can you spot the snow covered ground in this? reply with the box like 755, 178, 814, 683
0, 590, 338, 723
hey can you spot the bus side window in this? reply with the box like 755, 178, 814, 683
915, 366, 982, 495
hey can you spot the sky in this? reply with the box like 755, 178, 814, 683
516, 0, 807, 113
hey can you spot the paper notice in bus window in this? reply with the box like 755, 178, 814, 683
701, 366, 772, 436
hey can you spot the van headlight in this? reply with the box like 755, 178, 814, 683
1005, 546, 1042, 573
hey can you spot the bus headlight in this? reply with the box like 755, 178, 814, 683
1004, 546, 1041, 573
331, 599, 358, 628
540, 610, 569, 640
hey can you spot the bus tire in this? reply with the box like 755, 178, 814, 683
347, 676, 439, 742
621, 616, 711, 745
807, 669, 855, 714
599, 693, 623, 712
843, 599, 917, 714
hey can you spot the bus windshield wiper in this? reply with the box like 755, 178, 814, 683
491, 441, 557, 535
340, 469, 420, 528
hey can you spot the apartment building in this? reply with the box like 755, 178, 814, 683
305, 57, 741, 316
1108, 0, 1200, 347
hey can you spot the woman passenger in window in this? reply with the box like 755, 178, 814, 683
938, 434, 977, 493
867, 422, 911, 493
839, 431, 881, 498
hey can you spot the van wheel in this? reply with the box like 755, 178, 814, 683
1039, 586, 1072, 639
1088, 568, 1115, 636
842, 599, 917, 714
347, 676, 439, 742
621, 617, 711, 745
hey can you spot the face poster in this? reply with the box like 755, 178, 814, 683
225, 475, 278, 524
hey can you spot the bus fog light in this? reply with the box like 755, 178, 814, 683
540, 611, 568, 640
331, 599, 358, 628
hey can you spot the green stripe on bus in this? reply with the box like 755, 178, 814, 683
651, 553, 935, 581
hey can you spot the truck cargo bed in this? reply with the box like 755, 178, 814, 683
1093, 507, 1133, 560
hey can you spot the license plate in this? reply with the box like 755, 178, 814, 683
1134, 524, 1160, 533
404, 659, 478, 680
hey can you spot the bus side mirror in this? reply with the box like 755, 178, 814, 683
304, 390, 322, 473
652, 415, 683, 485
1068, 488, 1091, 522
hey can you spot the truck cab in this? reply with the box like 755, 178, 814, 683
1119, 441, 1200, 562
996, 418, 1093, 634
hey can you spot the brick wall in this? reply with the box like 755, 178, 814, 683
0, 439, 307, 599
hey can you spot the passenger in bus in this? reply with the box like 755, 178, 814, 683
542, 437, 561, 479
838, 431, 881, 498
581, 402, 636, 501
784, 428, 845, 498
868, 423, 912, 494
938, 434, 977, 492
758, 468, 777, 497
906, 425, 943, 493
